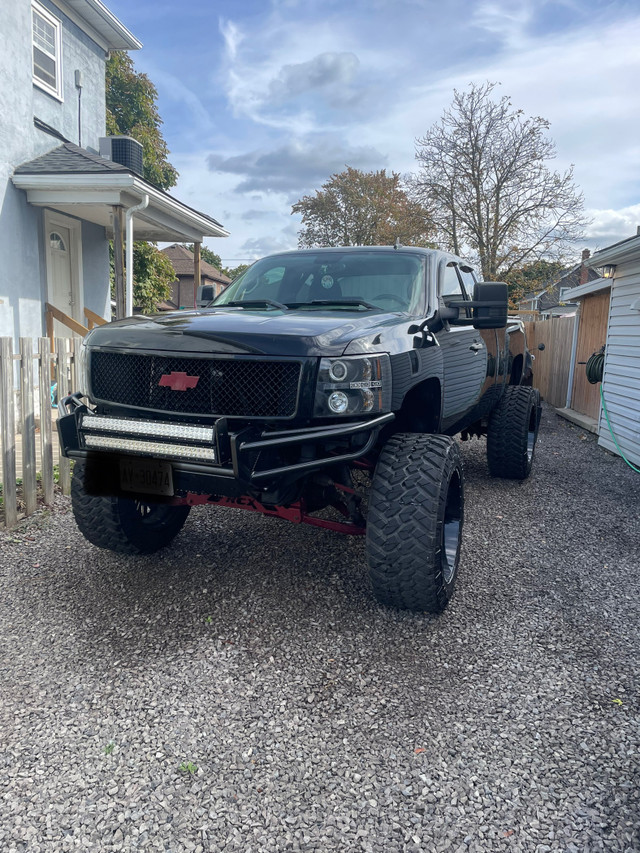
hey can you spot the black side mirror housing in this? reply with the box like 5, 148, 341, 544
471, 282, 509, 329
445, 282, 509, 330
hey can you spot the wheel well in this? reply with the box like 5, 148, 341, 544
397, 377, 441, 433
510, 354, 523, 385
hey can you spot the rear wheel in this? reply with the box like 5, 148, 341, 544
71, 461, 190, 554
366, 434, 464, 612
487, 386, 541, 480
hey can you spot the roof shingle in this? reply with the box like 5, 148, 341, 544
14, 144, 225, 231
162, 244, 231, 285
15, 143, 130, 174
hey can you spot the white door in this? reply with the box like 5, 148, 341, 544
45, 214, 83, 338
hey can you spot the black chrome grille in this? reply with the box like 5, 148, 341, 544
90, 351, 301, 418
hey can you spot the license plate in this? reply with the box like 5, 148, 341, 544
119, 458, 174, 496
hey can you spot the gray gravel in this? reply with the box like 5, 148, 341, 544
0, 404, 638, 852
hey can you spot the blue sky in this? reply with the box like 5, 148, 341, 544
105, 0, 640, 267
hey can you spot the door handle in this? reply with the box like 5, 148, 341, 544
469, 342, 483, 352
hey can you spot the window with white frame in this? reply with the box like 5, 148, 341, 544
32, 2, 62, 99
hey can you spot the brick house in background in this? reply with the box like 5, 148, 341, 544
160, 244, 231, 310
517, 250, 601, 318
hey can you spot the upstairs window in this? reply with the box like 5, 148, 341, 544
32, 2, 62, 100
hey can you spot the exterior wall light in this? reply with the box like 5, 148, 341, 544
602, 264, 617, 279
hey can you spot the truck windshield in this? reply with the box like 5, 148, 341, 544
213, 251, 425, 313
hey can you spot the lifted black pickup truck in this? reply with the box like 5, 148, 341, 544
59, 246, 540, 612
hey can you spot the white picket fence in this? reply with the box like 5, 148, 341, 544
0, 336, 79, 529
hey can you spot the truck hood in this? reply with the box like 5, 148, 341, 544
84, 307, 405, 357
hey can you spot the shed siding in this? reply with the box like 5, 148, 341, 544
570, 288, 610, 419
598, 265, 640, 466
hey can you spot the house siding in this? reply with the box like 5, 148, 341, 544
598, 260, 640, 467
0, 0, 109, 341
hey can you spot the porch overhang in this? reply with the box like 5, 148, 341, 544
11, 172, 229, 243
563, 277, 610, 302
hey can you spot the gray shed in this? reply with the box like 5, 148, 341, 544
587, 234, 640, 469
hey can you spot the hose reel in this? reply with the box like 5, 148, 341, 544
586, 346, 605, 384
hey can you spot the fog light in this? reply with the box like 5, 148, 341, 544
328, 391, 349, 413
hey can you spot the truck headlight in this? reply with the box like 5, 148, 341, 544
314, 355, 392, 417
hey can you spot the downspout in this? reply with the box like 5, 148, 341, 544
565, 301, 581, 409
125, 194, 149, 316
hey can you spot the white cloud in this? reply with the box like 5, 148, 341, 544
268, 52, 360, 105
162, 2, 640, 263
472, 0, 534, 48
219, 18, 243, 61
207, 137, 387, 195
586, 205, 640, 248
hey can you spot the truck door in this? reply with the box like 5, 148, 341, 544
436, 261, 489, 430
458, 266, 501, 409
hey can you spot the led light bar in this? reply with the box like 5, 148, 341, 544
83, 434, 217, 462
82, 415, 214, 443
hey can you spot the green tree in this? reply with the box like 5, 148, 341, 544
292, 167, 434, 248
501, 259, 565, 306
106, 52, 178, 190
110, 242, 176, 314
222, 263, 249, 280
413, 82, 588, 280
131, 242, 176, 313
106, 52, 179, 312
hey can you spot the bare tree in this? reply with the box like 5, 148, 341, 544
292, 167, 433, 248
413, 82, 588, 280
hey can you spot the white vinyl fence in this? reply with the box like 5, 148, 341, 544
0, 337, 79, 529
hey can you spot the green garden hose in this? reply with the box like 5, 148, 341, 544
586, 346, 640, 473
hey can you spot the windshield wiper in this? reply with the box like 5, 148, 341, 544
285, 299, 378, 310
224, 299, 289, 311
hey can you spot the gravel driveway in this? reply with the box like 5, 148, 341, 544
0, 405, 638, 853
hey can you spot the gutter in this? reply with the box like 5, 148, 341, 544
565, 302, 581, 409
587, 234, 640, 267
125, 195, 149, 316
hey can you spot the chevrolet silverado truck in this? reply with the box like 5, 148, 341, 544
58, 246, 540, 612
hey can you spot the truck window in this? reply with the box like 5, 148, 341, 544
458, 267, 476, 300
440, 262, 464, 298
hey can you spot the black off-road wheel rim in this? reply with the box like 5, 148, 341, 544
130, 500, 180, 529
71, 461, 190, 555
526, 403, 537, 464
441, 470, 462, 585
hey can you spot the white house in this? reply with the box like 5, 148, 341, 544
583, 233, 640, 469
1, 0, 227, 345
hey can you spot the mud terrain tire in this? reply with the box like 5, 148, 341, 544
71, 461, 190, 554
487, 386, 540, 480
366, 434, 464, 613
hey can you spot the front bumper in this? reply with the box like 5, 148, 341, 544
58, 393, 393, 493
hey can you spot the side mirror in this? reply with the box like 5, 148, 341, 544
471, 282, 508, 329
444, 283, 509, 330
